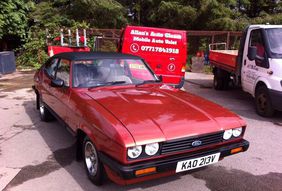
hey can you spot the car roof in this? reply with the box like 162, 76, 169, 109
52, 51, 142, 61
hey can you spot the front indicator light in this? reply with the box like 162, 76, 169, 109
127, 146, 142, 159
223, 129, 233, 140
232, 127, 243, 137
231, 147, 243, 154
145, 143, 159, 156
135, 167, 156, 176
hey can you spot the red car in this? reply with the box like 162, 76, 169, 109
33, 52, 249, 185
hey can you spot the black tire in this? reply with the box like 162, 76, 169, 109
213, 74, 223, 90
222, 73, 230, 90
83, 136, 104, 186
175, 77, 185, 89
213, 69, 230, 90
255, 85, 275, 117
38, 96, 53, 122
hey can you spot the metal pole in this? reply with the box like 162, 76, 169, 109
76, 29, 79, 47
60, 29, 64, 46
68, 29, 72, 46
83, 29, 87, 47
46, 29, 49, 45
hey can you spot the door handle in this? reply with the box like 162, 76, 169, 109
170, 58, 175, 61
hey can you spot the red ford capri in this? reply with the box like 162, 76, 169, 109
33, 52, 249, 185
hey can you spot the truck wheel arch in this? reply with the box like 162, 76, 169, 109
255, 81, 267, 91
254, 81, 275, 117
254, 78, 271, 96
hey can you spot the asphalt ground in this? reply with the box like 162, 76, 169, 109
0, 71, 281, 191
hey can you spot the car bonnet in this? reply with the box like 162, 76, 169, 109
85, 86, 244, 145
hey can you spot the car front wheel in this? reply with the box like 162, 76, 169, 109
83, 136, 104, 186
38, 97, 53, 122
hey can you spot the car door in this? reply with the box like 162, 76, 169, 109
52, 59, 71, 122
41, 58, 59, 110
241, 29, 269, 94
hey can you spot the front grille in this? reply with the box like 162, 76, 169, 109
161, 131, 224, 155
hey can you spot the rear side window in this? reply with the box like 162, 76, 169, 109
45, 58, 58, 78
56, 59, 70, 87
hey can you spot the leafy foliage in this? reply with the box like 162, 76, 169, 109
0, 0, 34, 39
70, 0, 128, 28
16, 30, 48, 69
147, 1, 197, 29
1, 0, 281, 68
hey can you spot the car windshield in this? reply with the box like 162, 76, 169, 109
72, 58, 158, 88
266, 28, 282, 56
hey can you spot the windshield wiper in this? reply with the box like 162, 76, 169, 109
135, 80, 160, 87
88, 81, 126, 89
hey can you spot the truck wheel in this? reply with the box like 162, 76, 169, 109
213, 75, 223, 90
255, 85, 275, 117
214, 69, 230, 90
83, 136, 104, 186
222, 73, 230, 90
38, 97, 53, 122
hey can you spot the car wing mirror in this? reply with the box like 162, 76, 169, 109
247, 46, 257, 61
51, 79, 64, 87
157, 75, 163, 82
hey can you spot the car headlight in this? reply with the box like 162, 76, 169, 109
145, 143, 159, 156
223, 129, 233, 140
127, 146, 142, 159
232, 127, 243, 137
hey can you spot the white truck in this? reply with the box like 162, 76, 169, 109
209, 25, 282, 117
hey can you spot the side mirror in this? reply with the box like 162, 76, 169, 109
157, 75, 163, 82
247, 46, 257, 61
51, 79, 64, 87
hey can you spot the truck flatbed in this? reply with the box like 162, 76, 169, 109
209, 50, 238, 72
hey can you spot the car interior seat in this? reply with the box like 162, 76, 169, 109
73, 64, 91, 87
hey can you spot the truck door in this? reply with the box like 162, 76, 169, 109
241, 29, 269, 95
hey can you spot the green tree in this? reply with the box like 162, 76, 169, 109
239, 0, 282, 17
124, 0, 196, 29
70, 0, 128, 28
29, 1, 75, 29
148, 1, 197, 29
0, 0, 34, 39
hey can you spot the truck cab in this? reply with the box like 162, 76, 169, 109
241, 25, 282, 116
209, 25, 282, 117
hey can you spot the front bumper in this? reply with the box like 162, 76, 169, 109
269, 89, 282, 111
99, 139, 249, 180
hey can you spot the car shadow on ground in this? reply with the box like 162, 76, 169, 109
18, 100, 187, 190
184, 79, 282, 125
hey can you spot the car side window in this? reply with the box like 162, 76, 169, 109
249, 29, 268, 68
56, 59, 70, 87
45, 58, 58, 78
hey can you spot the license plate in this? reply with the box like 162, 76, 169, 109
176, 153, 220, 173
